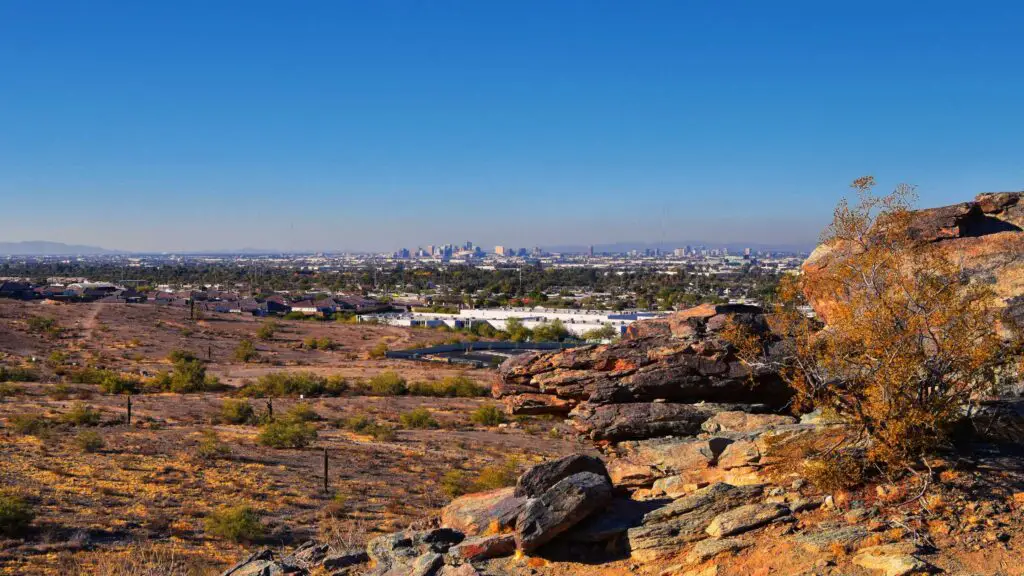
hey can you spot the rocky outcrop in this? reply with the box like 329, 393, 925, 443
495, 304, 792, 439
803, 191, 1024, 338
514, 454, 610, 498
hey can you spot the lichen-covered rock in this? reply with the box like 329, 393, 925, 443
627, 483, 763, 561
515, 454, 610, 498
515, 471, 614, 552
704, 503, 790, 538
570, 402, 765, 442
701, 411, 798, 435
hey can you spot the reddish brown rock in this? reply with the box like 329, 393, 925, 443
803, 191, 1024, 338
448, 534, 517, 562
440, 487, 527, 537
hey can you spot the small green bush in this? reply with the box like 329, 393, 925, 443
195, 430, 231, 460
0, 366, 40, 383
470, 405, 507, 427
282, 403, 319, 423
341, 414, 395, 441
239, 372, 335, 397
219, 399, 256, 425
256, 322, 277, 341
0, 491, 35, 537
441, 470, 472, 498
99, 373, 139, 395
258, 420, 317, 449
0, 382, 23, 398
407, 376, 488, 398
204, 505, 263, 543
367, 372, 406, 396
61, 403, 102, 426
48, 383, 72, 401
368, 342, 389, 359
234, 339, 259, 363
400, 408, 438, 429
474, 458, 519, 492
8, 414, 51, 437
74, 430, 105, 453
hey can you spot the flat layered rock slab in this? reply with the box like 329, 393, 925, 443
705, 503, 791, 538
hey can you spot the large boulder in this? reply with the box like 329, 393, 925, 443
515, 454, 610, 498
803, 191, 1024, 339
515, 471, 614, 553
440, 487, 527, 537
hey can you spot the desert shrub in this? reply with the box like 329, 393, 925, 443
283, 403, 319, 423
258, 420, 317, 448
195, 430, 231, 460
0, 382, 22, 398
470, 405, 507, 426
219, 399, 256, 425
148, 358, 221, 394
725, 177, 1015, 468
441, 470, 472, 498
256, 321, 277, 341
62, 402, 102, 426
473, 458, 520, 492
168, 349, 197, 363
0, 366, 40, 383
400, 408, 438, 429
48, 383, 72, 401
27, 316, 60, 336
532, 319, 571, 342
8, 414, 52, 437
46, 351, 69, 368
239, 371, 334, 397
204, 505, 263, 543
803, 450, 867, 492
407, 376, 488, 398
99, 373, 139, 395
325, 375, 348, 395
341, 414, 395, 441
74, 430, 105, 453
234, 339, 259, 363
367, 372, 406, 396
68, 367, 117, 385
0, 491, 35, 537
368, 342, 389, 359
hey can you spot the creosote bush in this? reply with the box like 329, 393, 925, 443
441, 457, 520, 498
204, 505, 263, 543
366, 371, 407, 396
726, 177, 1016, 469
258, 420, 317, 449
219, 399, 256, 425
368, 342, 389, 359
0, 491, 35, 537
62, 402, 102, 426
0, 366, 40, 383
341, 414, 396, 441
8, 414, 51, 437
195, 429, 231, 460
470, 405, 507, 426
407, 376, 488, 398
234, 339, 259, 363
239, 372, 346, 397
399, 408, 438, 429
74, 430, 106, 453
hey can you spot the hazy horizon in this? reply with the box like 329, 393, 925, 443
3, 2, 1024, 252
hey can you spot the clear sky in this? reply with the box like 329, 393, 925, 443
2, 1, 1023, 252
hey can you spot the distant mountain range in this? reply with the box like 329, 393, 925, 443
0, 241, 117, 256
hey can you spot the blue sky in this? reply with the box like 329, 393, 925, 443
2, 1, 1023, 252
